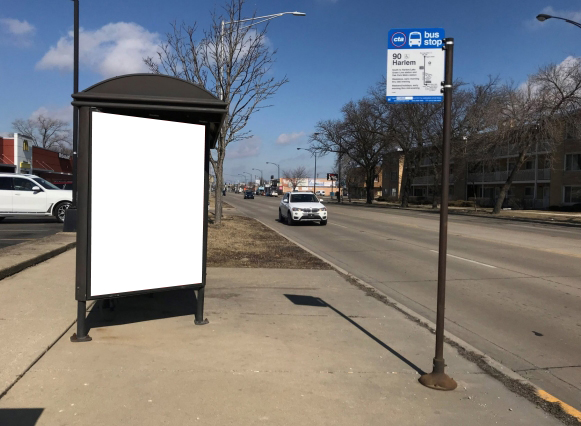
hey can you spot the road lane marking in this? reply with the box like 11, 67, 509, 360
429, 250, 497, 268
330, 222, 350, 229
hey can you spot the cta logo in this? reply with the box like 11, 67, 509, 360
391, 32, 406, 48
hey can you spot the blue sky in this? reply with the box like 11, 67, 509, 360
1, 0, 580, 183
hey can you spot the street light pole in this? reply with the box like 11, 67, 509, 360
266, 161, 280, 191
242, 171, 252, 187
63, 0, 80, 232
252, 168, 263, 188
297, 148, 316, 193
220, 12, 306, 101
537, 13, 581, 29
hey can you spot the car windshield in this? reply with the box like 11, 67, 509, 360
246, 191, 252, 195
290, 194, 318, 203
32, 177, 60, 190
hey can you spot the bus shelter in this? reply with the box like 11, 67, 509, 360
70, 74, 227, 342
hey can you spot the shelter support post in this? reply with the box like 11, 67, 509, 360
195, 287, 208, 325
70, 300, 92, 342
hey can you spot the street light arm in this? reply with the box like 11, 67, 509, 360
536, 13, 581, 29
563, 18, 581, 29
223, 11, 305, 27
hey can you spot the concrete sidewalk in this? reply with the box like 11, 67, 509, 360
0, 251, 563, 425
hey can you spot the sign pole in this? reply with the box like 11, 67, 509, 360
419, 37, 457, 391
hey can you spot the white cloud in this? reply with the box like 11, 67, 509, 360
228, 137, 261, 158
0, 18, 35, 46
1, 18, 34, 35
36, 22, 160, 78
30, 105, 74, 123
276, 131, 305, 145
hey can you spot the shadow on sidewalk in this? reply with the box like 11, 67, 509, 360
85, 289, 198, 333
284, 294, 426, 375
0, 408, 44, 426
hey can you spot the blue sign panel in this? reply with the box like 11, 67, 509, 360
387, 28, 445, 103
388, 28, 445, 50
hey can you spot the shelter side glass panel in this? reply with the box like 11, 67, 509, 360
89, 111, 204, 297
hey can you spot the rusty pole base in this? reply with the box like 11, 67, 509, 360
70, 333, 92, 343
419, 372, 457, 391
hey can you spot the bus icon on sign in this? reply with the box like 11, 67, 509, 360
409, 31, 422, 47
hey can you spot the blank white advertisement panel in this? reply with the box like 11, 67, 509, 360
90, 112, 204, 296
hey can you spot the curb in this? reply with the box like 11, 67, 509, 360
254, 215, 581, 425
0, 233, 77, 281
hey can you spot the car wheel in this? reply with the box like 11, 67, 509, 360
320, 219, 327, 226
287, 212, 294, 226
0, 217, 5, 222
54, 201, 71, 223
279, 209, 285, 223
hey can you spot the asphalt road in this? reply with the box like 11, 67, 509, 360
226, 194, 581, 411
0, 217, 64, 249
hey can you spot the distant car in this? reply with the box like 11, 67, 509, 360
244, 191, 254, 199
279, 191, 327, 226
271, 191, 278, 197
315, 190, 325, 196
0, 173, 72, 223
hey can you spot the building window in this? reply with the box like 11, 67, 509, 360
390, 171, 397, 181
23, 140, 29, 151
524, 187, 534, 198
565, 154, 581, 171
564, 186, 581, 204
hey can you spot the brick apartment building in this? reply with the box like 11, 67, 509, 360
382, 130, 581, 208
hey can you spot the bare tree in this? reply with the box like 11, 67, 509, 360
145, 0, 288, 224
311, 98, 391, 204
483, 59, 581, 213
12, 115, 71, 151
282, 166, 308, 191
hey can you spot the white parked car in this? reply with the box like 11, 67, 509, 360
279, 191, 327, 226
0, 174, 72, 223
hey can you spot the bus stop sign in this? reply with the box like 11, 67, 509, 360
387, 28, 445, 103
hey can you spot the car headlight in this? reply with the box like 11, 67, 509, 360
320, 208, 327, 212
292, 207, 303, 211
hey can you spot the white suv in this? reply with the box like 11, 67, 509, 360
279, 192, 327, 226
0, 174, 72, 223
